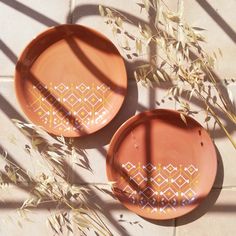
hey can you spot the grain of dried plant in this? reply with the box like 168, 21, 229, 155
0, 120, 113, 236
99, 0, 236, 149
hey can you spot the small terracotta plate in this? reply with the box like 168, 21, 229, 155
15, 24, 127, 137
107, 109, 217, 220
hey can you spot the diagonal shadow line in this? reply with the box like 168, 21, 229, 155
208, 70, 233, 110
0, 93, 64, 166
148, 4, 158, 109
0, 37, 133, 147
0, 94, 27, 122
0, 2, 174, 233
0, 96, 71, 196
0, 145, 32, 183
105, 115, 152, 196
63, 34, 127, 95
0, 137, 225, 218
195, 0, 236, 43
59, 159, 131, 236
177, 89, 236, 136
188, 51, 234, 114
19, 71, 87, 135
0, 39, 18, 64
0, 171, 36, 195
0, 76, 215, 232
0, 98, 31, 181
67, 0, 73, 24
0, 97, 58, 196
0, 0, 232, 165
0, 0, 59, 26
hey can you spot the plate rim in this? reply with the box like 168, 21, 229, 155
14, 24, 128, 137
106, 108, 218, 220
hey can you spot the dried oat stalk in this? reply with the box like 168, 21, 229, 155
99, 0, 236, 149
0, 121, 112, 236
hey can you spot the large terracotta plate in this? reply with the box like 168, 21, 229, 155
15, 24, 127, 137
107, 109, 217, 220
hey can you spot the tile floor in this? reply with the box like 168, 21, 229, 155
0, 0, 235, 235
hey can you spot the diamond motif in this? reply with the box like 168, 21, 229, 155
182, 189, 196, 201
161, 187, 177, 200
130, 172, 147, 185
87, 93, 102, 107
96, 107, 109, 117
76, 83, 89, 93
141, 187, 157, 199
97, 83, 110, 93
142, 163, 156, 172
160, 203, 176, 213
55, 123, 67, 132
43, 94, 57, 107
122, 162, 136, 172
123, 185, 136, 197
33, 82, 45, 92
34, 106, 48, 118
163, 164, 177, 173
30, 82, 112, 133
171, 174, 189, 188
141, 202, 153, 211
151, 173, 168, 187
78, 107, 90, 120
169, 198, 177, 207
65, 93, 79, 107
55, 83, 68, 93
184, 165, 198, 175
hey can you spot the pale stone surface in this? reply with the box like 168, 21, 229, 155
0, 210, 70, 236
183, 0, 236, 80
176, 188, 236, 236
0, 184, 71, 236
0, 0, 71, 76
71, 184, 175, 236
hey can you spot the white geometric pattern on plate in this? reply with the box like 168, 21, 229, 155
30, 82, 112, 132
119, 162, 199, 214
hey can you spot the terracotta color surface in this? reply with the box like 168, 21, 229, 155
107, 109, 217, 220
15, 24, 127, 137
